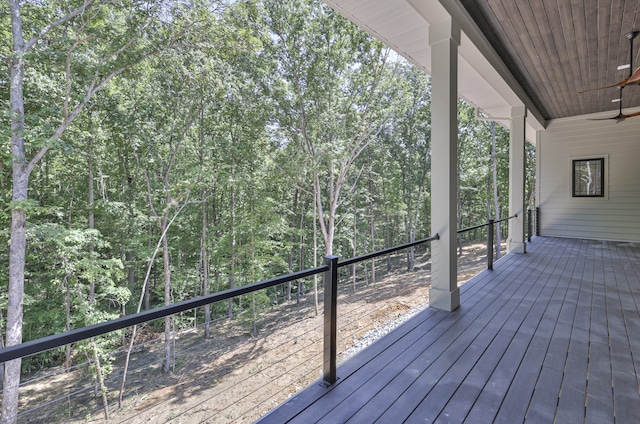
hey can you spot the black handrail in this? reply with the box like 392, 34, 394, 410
457, 214, 517, 234
338, 234, 439, 268
0, 265, 328, 364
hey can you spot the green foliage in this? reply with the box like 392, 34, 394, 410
22, 223, 128, 370
3, 0, 532, 377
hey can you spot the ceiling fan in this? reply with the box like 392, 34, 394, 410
589, 87, 640, 122
582, 30, 640, 122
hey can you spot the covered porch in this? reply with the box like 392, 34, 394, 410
260, 236, 640, 423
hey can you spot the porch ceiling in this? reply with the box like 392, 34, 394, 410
460, 0, 640, 121
323, 0, 640, 127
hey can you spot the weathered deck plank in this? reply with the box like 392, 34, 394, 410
257, 237, 640, 424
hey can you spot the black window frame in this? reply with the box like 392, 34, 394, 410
572, 158, 605, 198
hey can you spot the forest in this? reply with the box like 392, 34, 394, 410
1, 0, 534, 421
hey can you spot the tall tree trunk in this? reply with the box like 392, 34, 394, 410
228, 182, 236, 318
288, 190, 299, 302
202, 188, 211, 339
64, 277, 72, 368
369, 173, 376, 284
250, 232, 258, 336
144, 232, 152, 311
491, 121, 502, 260
4, 2, 28, 419
88, 137, 96, 299
123, 150, 136, 312
88, 144, 110, 418
118, 201, 187, 405
91, 338, 110, 419
298, 208, 305, 301
352, 198, 357, 293
313, 185, 319, 316
386, 212, 392, 272
161, 216, 171, 373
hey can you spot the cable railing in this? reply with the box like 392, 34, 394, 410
0, 212, 535, 421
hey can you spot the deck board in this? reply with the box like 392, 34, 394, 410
257, 237, 640, 423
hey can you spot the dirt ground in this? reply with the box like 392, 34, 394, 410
14, 243, 493, 423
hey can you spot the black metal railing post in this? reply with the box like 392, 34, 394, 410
322, 255, 339, 386
536, 207, 540, 236
527, 209, 532, 242
487, 218, 494, 270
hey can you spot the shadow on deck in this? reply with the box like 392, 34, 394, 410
258, 237, 640, 423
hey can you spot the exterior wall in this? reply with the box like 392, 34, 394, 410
538, 116, 640, 242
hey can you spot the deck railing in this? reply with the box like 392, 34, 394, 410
0, 235, 440, 389
0, 214, 523, 408
457, 214, 517, 271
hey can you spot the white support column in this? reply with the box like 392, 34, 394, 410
429, 18, 460, 311
507, 105, 527, 253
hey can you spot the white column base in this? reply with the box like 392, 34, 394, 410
507, 239, 526, 254
429, 286, 460, 311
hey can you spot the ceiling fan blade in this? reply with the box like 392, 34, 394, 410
626, 66, 640, 84
587, 114, 624, 121
621, 110, 640, 119
578, 78, 629, 94
578, 67, 640, 94
587, 110, 640, 122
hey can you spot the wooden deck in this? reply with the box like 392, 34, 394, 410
258, 237, 640, 423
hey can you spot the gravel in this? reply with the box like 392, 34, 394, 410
340, 301, 429, 360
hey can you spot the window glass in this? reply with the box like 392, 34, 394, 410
572, 158, 604, 197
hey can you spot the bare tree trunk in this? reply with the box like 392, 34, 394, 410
352, 198, 357, 293
118, 200, 188, 405
4, 3, 28, 421
91, 338, 110, 419
228, 182, 236, 318
369, 174, 376, 284
288, 190, 299, 302
250, 233, 258, 336
64, 277, 72, 368
313, 186, 319, 316
144, 233, 151, 311
201, 187, 210, 339
297, 200, 306, 303
88, 138, 96, 300
161, 218, 171, 373
386, 212, 392, 272
87, 145, 110, 417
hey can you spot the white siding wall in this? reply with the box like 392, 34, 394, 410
538, 116, 640, 242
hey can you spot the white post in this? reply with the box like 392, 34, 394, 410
429, 18, 460, 311
507, 105, 527, 253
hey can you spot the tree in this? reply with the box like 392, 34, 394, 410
382, 63, 431, 269
4, 0, 168, 419
266, 0, 393, 256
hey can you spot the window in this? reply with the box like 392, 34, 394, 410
572, 158, 604, 197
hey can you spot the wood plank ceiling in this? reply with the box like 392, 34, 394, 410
459, 0, 640, 120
